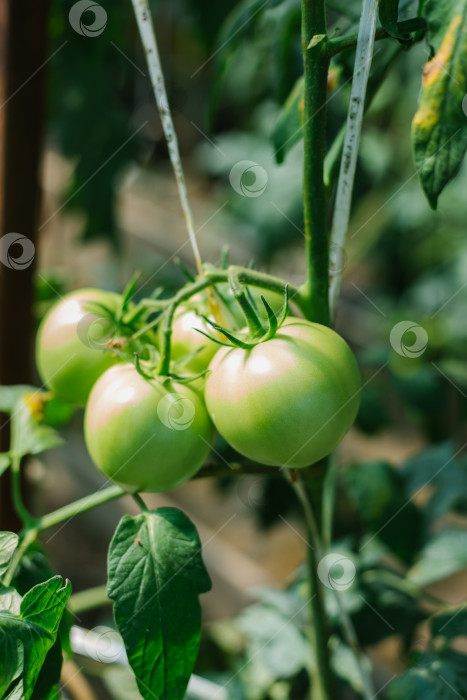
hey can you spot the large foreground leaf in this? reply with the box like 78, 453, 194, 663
0, 576, 70, 698
107, 508, 212, 700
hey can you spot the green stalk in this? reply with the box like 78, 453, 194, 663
300, 0, 330, 325
36, 484, 126, 531
325, 17, 426, 56
10, 455, 35, 529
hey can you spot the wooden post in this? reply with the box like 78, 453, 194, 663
0, 0, 49, 529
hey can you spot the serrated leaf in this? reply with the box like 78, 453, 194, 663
0, 576, 71, 699
0, 532, 19, 578
272, 75, 304, 164
388, 648, 467, 699
431, 608, 467, 639
412, 1, 467, 207
408, 529, 467, 586
107, 508, 211, 700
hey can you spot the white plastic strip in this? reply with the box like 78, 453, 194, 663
131, 0, 203, 275
70, 625, 229, 700
329, 0, 379, 319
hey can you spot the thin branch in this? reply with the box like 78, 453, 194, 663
325, 17, 427, 56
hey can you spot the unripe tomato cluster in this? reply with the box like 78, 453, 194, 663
36, 286, 361, 492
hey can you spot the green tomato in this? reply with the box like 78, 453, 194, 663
36, 288, 122, 406
204, 318, 361, 468
84, 363, 214, 492
170, 305, 219, 373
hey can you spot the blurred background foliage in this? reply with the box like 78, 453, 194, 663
34, 0, 467, 697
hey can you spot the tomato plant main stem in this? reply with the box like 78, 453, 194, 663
300, 0, 330, 326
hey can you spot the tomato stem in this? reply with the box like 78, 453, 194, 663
36, 484, 126, 532
301, 0, 330, 326
10, 455, 36, 529
324, 17, 426, 57
132, 493, 149, 513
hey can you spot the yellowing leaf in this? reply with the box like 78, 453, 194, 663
412, 4, 467, 208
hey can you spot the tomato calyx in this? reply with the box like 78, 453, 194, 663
195, 285, 289, 350
125, 348, 209, 388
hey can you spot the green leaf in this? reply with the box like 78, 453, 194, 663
401, 442, 467, 521
0, 576, 71, 699
330, 637, 369, 694
0, 385, 37, 413
11, 545, 72, 657
107, 508, 212, 700
237, 602, 309, 678
344, 461, 423, 561
0, 587, 22, 615
0, 532, 19, 578
388, 648, 467, 699
272, 75, 304, 164
412, 0, 467, 208
379, 0, 411, 40
0, 625, 21, 697
30, 638, 63, 700
408, 529, 467, 586
431, 608, 467, 639
11, 397, 63, 459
